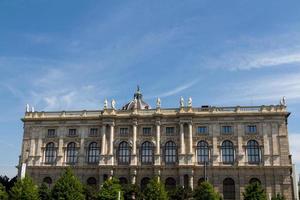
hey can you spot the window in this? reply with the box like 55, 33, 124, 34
141, 177, 150, 191
142, 127, 151, 135
141, 141, 153, 164
118, 141, 131, 165
247, 140, 260, 164
249, 178, 261, 185
165, 141, 177, 164
165, 177, 176, 191
45, 142, 56, 164
184, 175, 189, 188
221, 140, 234, 164
119, 177, 128, 186
222, 126, 233, 134
47, 129, 56, 137
68, 129, 77, 136
66, 142, 77, 164
197, 141, 209, 163
43, 177, 52, 187
223, 178, 235, 200
87, 142, 100, 163
246, 125, 257, 134
90, 128, 98, 136
120, 128, 129, 136
197, 126, 208, 134
166, 127, 175, 135
87, 177, 97, 186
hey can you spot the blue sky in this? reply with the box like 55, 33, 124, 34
1, 0, 300, 178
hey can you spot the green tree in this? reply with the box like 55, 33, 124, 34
169, 186, 193, 200
122, 184, 142, 200
98, 177, 123, 200
193, 181, 221, 200
9, 175, 39, 200
84, 184, 99, 200
271, 194, 285, 200
243, 182, 267, 200
143, 177, 168, 200
51, 168, 85, 200
0, 183, 8, 200
38, 183, 51, 200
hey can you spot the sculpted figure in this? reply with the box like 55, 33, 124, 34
188, 97, 192, 107
180, 96, 184, 107
26, 104, 30, 112
104, 99, 108, 109
111, 99, 116, 109
156, 97, 161, 108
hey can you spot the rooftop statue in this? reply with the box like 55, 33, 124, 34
180, 96, 184, 107
188, 97, 192, 107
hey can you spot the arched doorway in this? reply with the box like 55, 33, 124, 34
165, 177, 176, 191
223, 178, 235, 200
141, 177, 150, 191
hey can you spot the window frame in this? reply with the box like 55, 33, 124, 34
45, 142, 56, 164
141, 141, 154, 165
221, 140, 235, 164
197, 141, 209, 164
118, 141, 131, 165
66, 142, 77, 164
164, 141, 177, 164
87, 142, 100, 164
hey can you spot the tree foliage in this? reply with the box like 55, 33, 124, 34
98, 177, 123, 200
243, 182, 267, 200
168, 186, 193, 200
193, 181, 221, 200
9, 175, 39, 200
0, 183, 8, 200
271, 194, 285, 200
122, 184, 142, 200
51, 168, 85, 200
38, 182, 51, 200
143, 177, 168, 200
0, 175, 17, 193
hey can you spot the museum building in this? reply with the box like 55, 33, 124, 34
18, 88, 296, 199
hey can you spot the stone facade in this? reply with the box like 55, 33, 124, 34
18, 91, 295, 199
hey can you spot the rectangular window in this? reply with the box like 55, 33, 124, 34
47, 129, 56, 137
222, 126, 233, 134
90, 128, 98, 136
247, 125, 257, 134
142, 127, 151, 135
166, 127, 175, 135
120, 128, 129, 136
69, 129, 77, 136
197, 126, 208, 134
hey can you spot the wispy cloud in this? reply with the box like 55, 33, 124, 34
289, 133, 300, 164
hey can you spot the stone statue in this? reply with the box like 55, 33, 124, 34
156, 97, 161, 108
31, 106, 35, 112
111, 99, 116, 109
188, 97, 192, 107
282, 96, 286, 106
133, 97, 137, 109
26, 104, 30, 112
180, 96, 184, 107
104, 99, 108, 109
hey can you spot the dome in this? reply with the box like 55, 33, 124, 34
122, 86, 151, 110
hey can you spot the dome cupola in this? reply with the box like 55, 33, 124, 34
122, 86, 151, 110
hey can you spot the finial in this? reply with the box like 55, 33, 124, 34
31, 106, 35, 112
137, 85, 140, 92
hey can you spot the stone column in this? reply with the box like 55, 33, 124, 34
108, 123, 115, 165
29, 138, 36, 165
155, 121, 161, 165
188, 123, 193, 154
57, 137, 64, 166
180, 175, 184, 187
131, 121, 137, 165
79, 136, 85, 165
180, 123, 185, 154
101, 125, 106, 155
189, 175, 194, 190
36, 138, 43, 165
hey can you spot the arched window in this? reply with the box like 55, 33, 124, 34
43, 177, 52, 187
45, 142, 56, 164
141, 177, 150, 191
87, 177, 97, 186
184, 174, 189, 188
249, 178, 261, 185
141, 141, 154, 164
165, 141, 177, 164
223, 178, 235, 200
87, 142, 100, 164
247, 140, 260, 164
119, 177, 128, 186
197, 141, 209, 163
222, 140, 234, 164
165, 177, 176, 191
118, 141, 131, 165
66, 142, 77, 164
198, 178, 205, 186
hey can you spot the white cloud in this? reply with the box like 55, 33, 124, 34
289, 133, 300, 165
156, 79, 199, 98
